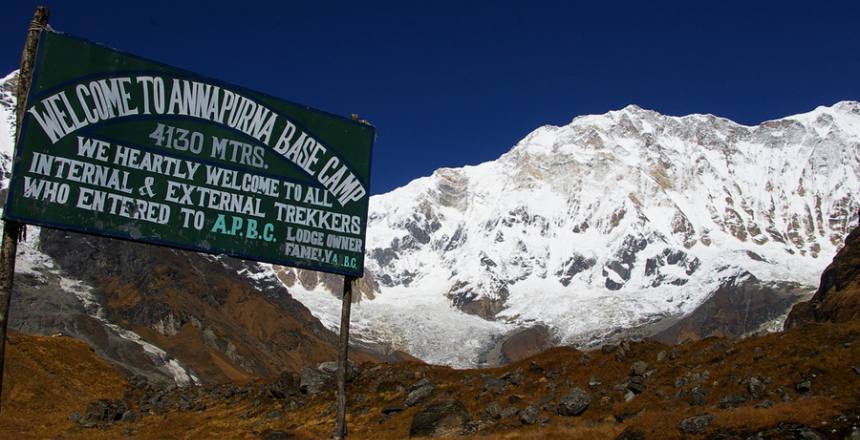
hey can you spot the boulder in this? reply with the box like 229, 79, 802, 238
120, 410, 140, 422
497, 369, 524, 387
718, 394, 747, 409
519, 405, 539, 425
484, 401, 501, 420
299, 366, 331, 395
630, 361, 648, 376
406, 384, 436, 407
557, 387, 591, 417
128, 375, 148, 389
269, 371, 300, 399
316, 361, 360, 381
408, 378, 432, 392
79, 399, 131, 427
668, 348, 679, 360
409, 400, 470, 437
796, 428, 825, 440
678, 413, 713, 434
500, 406, 519, 419
615, 340, 632, 361
689, 386, 707, 406
627, 375, 646, 394
482, 377, 507, 394
746, 376, 765, 398
755, 400, 774, 409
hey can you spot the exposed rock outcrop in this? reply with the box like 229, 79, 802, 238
655, 273, 812, 343
786, 210, 860, 328
33, 228, 383, 383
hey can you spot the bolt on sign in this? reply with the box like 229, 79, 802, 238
4, 31, 375, 277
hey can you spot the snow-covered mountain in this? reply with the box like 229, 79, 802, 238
284, 101, 860, 367
0, 70, 18, 182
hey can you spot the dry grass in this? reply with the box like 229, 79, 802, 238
0, 320, 859, 439
0, 332, 126, 438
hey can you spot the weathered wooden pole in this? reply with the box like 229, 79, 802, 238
0, 6, 49, 414
333, 275, 355, 439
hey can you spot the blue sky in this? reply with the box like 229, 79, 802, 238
3, 1, 859, 194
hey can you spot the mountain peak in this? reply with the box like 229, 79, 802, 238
830, 100, 860, 114
296, 101, 860, 366
1, 70, 18, 84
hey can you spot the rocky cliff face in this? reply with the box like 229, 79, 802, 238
286, 101, 860, 366
5, 211, 390, 385
36, 227, 379, 383
785, 210, 860, 327
654, 274, 810, 344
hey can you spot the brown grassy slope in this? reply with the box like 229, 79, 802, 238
1, 319, 858, 439
0, 331, 126, 438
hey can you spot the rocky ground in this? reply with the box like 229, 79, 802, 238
1, 317, 859, 439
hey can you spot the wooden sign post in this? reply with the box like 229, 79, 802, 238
333, 275, 355, 439
0, 6, 50, 414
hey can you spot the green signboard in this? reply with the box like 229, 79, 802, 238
4, 31, 375, 277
